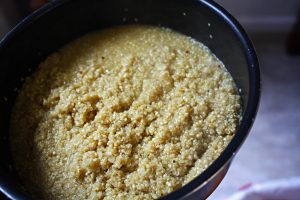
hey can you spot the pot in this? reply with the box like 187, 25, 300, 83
0, 0, 260, 199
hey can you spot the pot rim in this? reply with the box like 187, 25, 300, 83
0, 0, 260, 199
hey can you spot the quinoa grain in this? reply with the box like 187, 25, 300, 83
11, 25, 241, 200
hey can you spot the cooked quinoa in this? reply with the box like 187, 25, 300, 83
10, 25, 241, 200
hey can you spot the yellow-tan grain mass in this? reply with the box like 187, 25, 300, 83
11, 25, 241, 200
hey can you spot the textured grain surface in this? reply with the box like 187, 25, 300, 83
10, 25, 241, 200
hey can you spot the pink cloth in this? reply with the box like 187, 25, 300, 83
226, 177, 300, 200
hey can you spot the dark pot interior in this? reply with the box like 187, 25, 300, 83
0, 0, 260, 199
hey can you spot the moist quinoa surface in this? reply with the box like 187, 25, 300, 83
10, 25, 241, 200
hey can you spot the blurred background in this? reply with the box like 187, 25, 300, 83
0, 0, 300, 199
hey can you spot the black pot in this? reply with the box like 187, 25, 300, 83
0, 0, 260, 199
